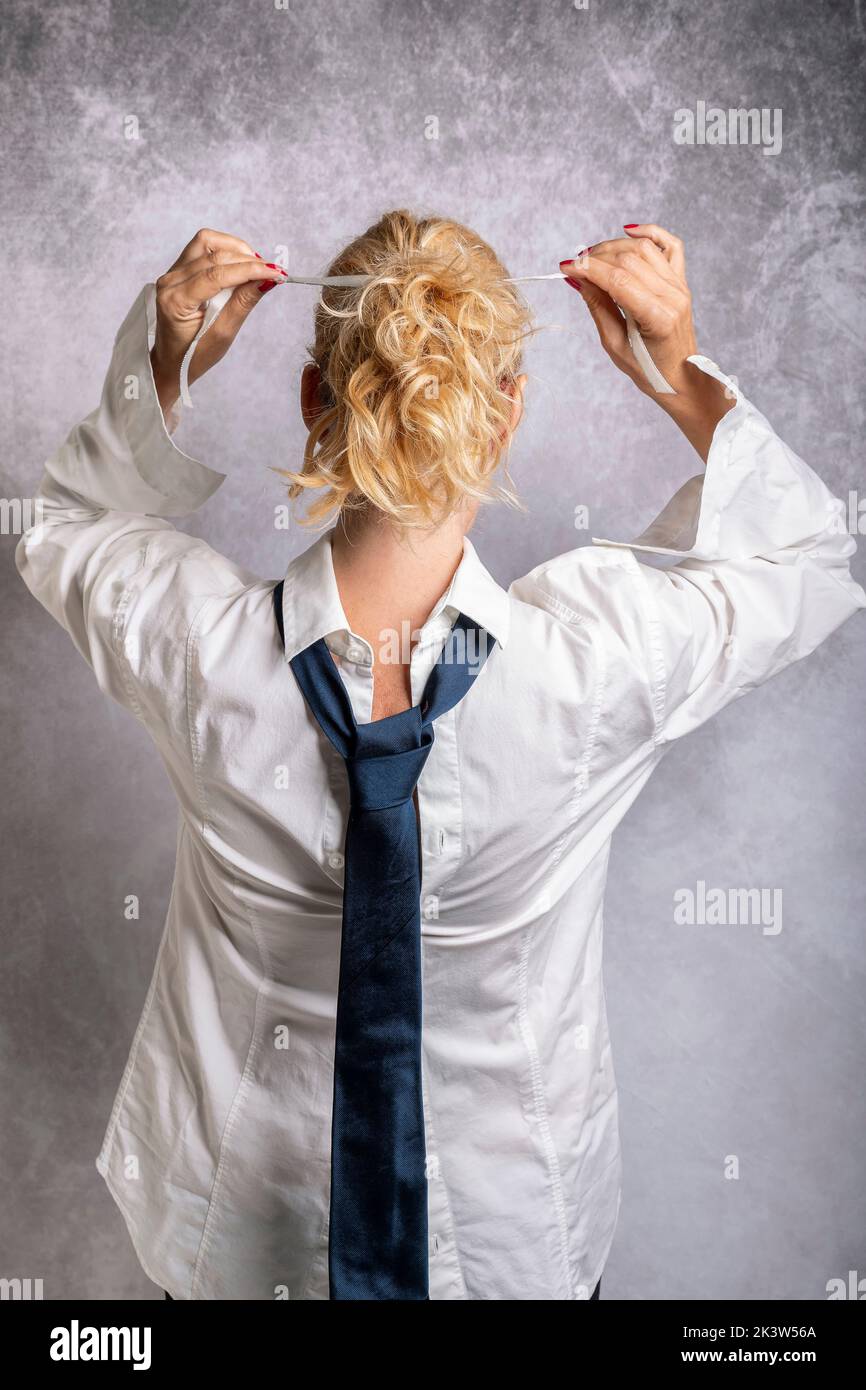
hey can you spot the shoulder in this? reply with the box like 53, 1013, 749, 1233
510, 543, 648, 629
119, 536, 271, 727
510, 544, 663, 702
507, 544, 664, 745
122, 530, 261, 633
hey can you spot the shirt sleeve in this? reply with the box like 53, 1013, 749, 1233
15, 283, 257, 729
516, 356, 866, 748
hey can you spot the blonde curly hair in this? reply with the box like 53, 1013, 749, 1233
278, 209, 534, 528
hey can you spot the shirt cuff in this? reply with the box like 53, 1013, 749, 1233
45, 283, 226, 518
590, 356, 842, 562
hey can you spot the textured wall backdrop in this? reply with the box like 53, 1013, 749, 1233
1, 0, 864, 1300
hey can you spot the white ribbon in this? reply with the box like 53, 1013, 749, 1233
177, 270, 676, 407
178, 285, 233, 408
623, 310, 676, 394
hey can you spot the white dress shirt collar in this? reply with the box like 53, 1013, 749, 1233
280, 528, 511, 666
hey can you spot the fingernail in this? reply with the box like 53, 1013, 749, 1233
623, 224, 639, 229
563, 276, 583, 293
254, 252, 263, 259
266, 262, 287, 274
258, 279, 277, 295
559, 259, 574, 273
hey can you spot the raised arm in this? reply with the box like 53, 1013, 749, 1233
15, 229, 285, 723
521, 227, 865, 747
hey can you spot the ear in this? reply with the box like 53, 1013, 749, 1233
300, 362, 327, 430
509, 374, 527, 434
498, 373, 527, 441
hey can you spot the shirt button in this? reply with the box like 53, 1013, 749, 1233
327, 852, 344, 870
346, 646, 364, 663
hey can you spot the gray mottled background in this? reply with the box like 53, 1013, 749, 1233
1, 0, 864, 1301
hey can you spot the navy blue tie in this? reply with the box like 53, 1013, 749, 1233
272, 582, 494, 1300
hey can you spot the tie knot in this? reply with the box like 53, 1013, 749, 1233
346, 743, 432, 812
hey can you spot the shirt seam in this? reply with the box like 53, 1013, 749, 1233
95, 822, 182, 1172
299, 1204, 332, 1300
109, 541, 152, 721
186, 594, 217, 831
696, 394, 749, 557
551, 636, 608, 867
521, 584, 586, 628
189, 875, 271, 1298
516, 928, 577, 1298
621, 557, 668, 747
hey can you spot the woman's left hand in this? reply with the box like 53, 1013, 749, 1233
560, 223, 735, 460
560, 223, 699, 393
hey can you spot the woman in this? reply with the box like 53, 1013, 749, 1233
17, 211, 864, 1301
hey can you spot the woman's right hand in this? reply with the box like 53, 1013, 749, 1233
150, 228, 287, 414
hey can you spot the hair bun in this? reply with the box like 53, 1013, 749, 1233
280, 210, 533, 528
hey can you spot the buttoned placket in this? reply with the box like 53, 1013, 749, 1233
407, 611, 471, 1296
319, 630, 374, 879
409, 616, 466, 885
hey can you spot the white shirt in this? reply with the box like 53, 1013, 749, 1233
17, 284, 865, 1301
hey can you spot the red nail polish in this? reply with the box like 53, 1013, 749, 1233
258, 279, 277, 294
266, 262, 286, 273
564, 277, 583, 292
623, 224, 639, 229
254, 252, 263, 259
